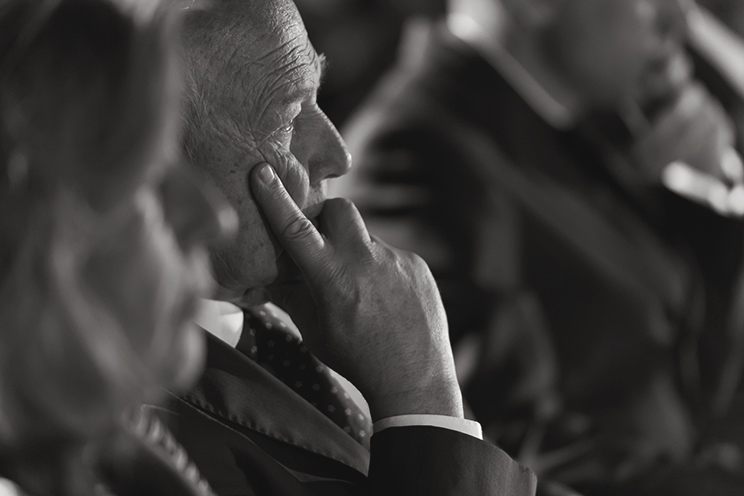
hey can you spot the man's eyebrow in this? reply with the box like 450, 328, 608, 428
274, 85, 315, 107
272, 55, 328, 106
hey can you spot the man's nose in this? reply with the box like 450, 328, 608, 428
162, 167, 237, 251
307, 111, 352, 184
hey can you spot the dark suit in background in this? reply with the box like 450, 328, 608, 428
337, 21, 744, 496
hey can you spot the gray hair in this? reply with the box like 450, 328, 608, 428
0, 0, 181, 491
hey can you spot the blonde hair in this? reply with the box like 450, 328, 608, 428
0, 0, 183, 491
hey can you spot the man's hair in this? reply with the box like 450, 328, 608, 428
179, 0, 299, 167
0, 0, 180, 491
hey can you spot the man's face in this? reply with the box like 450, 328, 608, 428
542, 0, 693, 109
183, 0, 351, 302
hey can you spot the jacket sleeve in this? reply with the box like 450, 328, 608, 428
368, 426, 537, 496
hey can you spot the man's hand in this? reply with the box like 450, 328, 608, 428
630, 82, 736, 184
250, 163, 463, 422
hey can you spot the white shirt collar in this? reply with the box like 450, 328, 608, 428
447, 12, 575, 130
194, 299, 244, 347
194, 299, 306, 348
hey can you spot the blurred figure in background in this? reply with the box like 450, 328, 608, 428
0, 0, 229, 494
295, 0, 445, 125
338, 0, 744, 494
699, 0, 744, 36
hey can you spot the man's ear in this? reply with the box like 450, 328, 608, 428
500, 0, 559, 29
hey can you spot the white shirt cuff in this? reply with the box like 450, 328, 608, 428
373, 414, 483, 440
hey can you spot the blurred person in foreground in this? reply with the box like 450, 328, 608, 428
0, 0, 232, 494
158, 0, 536, 494
337, 0, 744, 494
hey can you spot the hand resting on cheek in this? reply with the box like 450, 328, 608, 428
249, 163, 464, 423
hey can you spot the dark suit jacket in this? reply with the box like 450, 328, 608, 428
339, 22, 744, 493
161, 332, 537, 496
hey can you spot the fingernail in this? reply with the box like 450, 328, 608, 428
256, 163, 276, 185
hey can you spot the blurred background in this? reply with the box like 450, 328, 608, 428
295, 0, 446, 126
299, 0, 744, 128
302, 1, 744, 495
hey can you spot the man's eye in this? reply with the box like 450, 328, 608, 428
269, 120, 296, 148
278, 123, 295, 135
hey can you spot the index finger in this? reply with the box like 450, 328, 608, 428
250, 163, 331, 279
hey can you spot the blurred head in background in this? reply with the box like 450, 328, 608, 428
294, 0, 447, 125
452, 0, 693, 113
0, 0, 230, 488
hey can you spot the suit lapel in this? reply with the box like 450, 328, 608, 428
181, 333, 370, 475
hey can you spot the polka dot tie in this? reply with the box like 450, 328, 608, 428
237, 310, 372, 449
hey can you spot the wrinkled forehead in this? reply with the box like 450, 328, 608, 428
217, 2, 314, 63
194, 0, 321, 98
249, 21, 321, 94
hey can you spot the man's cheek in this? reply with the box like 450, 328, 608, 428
257, 142, 311, 207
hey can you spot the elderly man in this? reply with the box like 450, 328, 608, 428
337, 0, 744, 494
158, 0, 536, 495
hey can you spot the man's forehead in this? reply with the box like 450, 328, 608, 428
200, 0, 320, 86
269, 47, 325, 99
202, 0, 303, 41
183, 0, 324, 132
